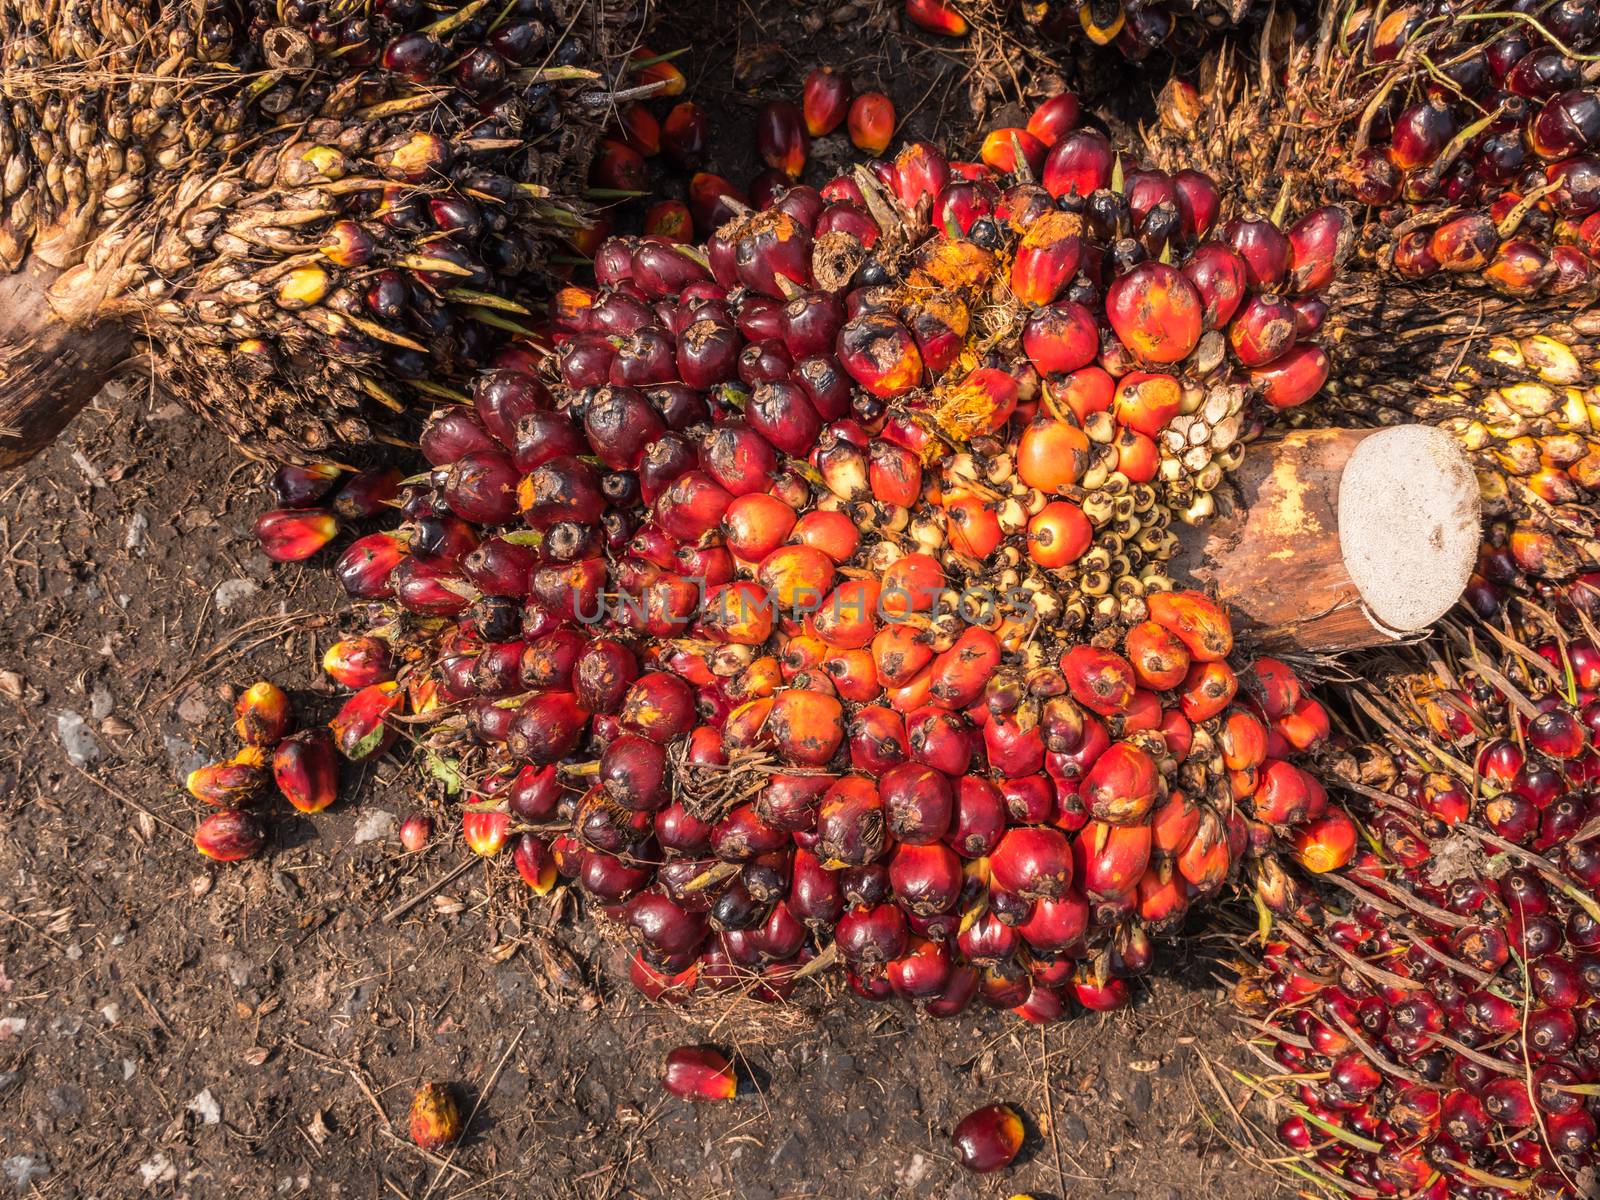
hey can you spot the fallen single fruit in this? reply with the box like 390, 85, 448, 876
408, 1081, 462, 1151
662, 1046, 737, 1101
951, 1103, 1025, 1173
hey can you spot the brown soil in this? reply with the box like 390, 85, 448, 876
0, 5, 1288, 1198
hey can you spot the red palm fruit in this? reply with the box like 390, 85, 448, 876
848, 92, 895, 156
837, 904, 911, 969
269, 462, 341, 508
1181, 243, 1248, 329
702, 581, 776, 646
187, 747, 268, 807
1253, 759, 1320, 826
255, 508, 338, 562
791, 511, 861, 565
1123, 621, 1189, 690
811, 579, 882, 649
1171, 170, 1220, 240
662, 1046, 737, 1102
1074, 975, 1130, 1012
1018, 890, 1089, 954
422, 407, 498, 467
980, 128, 1046, 175
1106, 265, 1203, 365
1150, 790, 1201, 857
757, 102, 809, 179
789, 848, 845, 928
780, 293, 846, 360
661, 101, 707, 171
1077, 820, 1152, 900
399, 813, 433, 853
821, 650, 877, 705
655, 470, 734, 545
815, 776, 887, 867
1136, 865, 1188, 931
895, 142, 952, 211
1529, 89, 1600, 159
759, 545, 836, 615
518, 455, 606, 531
1286, 206, 1352, 293
803, 67, 852, 136
928, 627, 1001, 708
1018, 419, 1089, 495
906, 0, 968, 34
1174, 809, 1228, 891
869, 442, 922, 508
1223, 216, 1291, 291
194, 809, 265, 862
848, 703, 909, 769
837, 312, 923, 398
1227, 295, 1297, 368
730, 209, 814, 298
768, 688, 846, 766
1112, 372, 1182, 438
1391, 228, 1441, 279
574, 640, 638, 716
322, 638, 395, 692
1250, 343, 1329, 409
876, 764, 951, 846
1389, 99, 1455, 170
889, 841, 964, 915
1275, 697, 1330, 752
1147, 591, 1231, 662
507, 692, 589, 763
880, 555, 943, 618
1179, 660, 1238, 723
1010, 212, 1084, 307
1042, 130, 1113, 200
590, 138, 645, 192
614, 104, 661, 158
702, 421, 778, 499
1081, 741, 1160, 826
1249, 657, 1300, 718
1159, 710, 1191, 763
511, 834, 557, 894
621, 673, 696, 744
1061, 645, 1136, 716
990, 826, 1074, 900
1026, 93, 1079, 147
688, 173, 744, 236
599, 735, 668, 813
1428, 213, 1497, 272
507, 764, 562, 822
233, 681, 291, 747
944, 494, 1003, 559
984, 714, 1047, 778
271, 730, 338, 814
461, 809, 511, 857
330, 682, 401, 761
1220, 711, 1267, 772
1022, 303, 1099, 378
1293, 808, 1358, 874
908, 708, 976, 779
643, 199, 694, 242
406, 1081, 461, 1152
940, 777, 1001, 858
872, 626, 935, 690
951, 1103, 1025, 1174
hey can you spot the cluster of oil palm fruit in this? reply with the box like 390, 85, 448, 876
1229, 619, 1600, 1199
0, 0, 644, 461
248, 72, 1382, 1023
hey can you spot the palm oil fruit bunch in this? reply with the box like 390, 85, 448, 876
1013, 0, 1302, 61
1312, 317, 1600, 614
0, 0, 638, 467
1300, 0, 1600, 302
190, 681, 343, 862
1232, 625, 1600, 1200
317, 356, 1344, 1021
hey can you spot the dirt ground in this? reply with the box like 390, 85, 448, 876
0, 3, 1291, 1197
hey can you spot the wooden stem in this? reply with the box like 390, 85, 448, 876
1173, 426, 1481, 653
0, 257, 132, 469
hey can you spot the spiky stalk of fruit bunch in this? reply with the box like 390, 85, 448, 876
1005, 0, 1308, 63
1294, 284, 1600, 614
1227, 619, 1600, 1200
0, 0, 647, 466
1145, 3, 1600, 305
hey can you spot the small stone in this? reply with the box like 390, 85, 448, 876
100, 1004, 121, 1025
0, 1017, 26, 1040
124, 512, 149, 552
138, 1153, 176, 1188
188, 1089, 221, 1125
90, 686, 114, 720
213, 579, 260, 613
175, 693, 212, 725
0, 671, 23, 703
165, 736, 207, 778
2, 1155, 48, 1190
352, 809, 395, 845
55, 710, 100, 767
